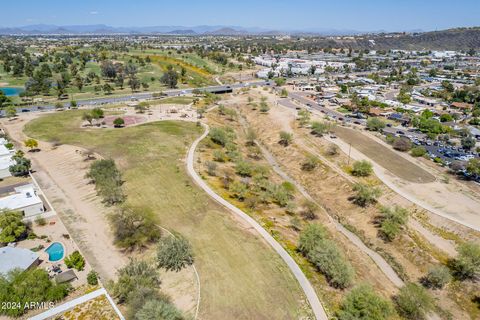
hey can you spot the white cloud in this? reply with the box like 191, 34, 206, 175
89, 11, 99, 15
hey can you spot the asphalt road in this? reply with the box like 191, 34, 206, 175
4, 80, 271, 116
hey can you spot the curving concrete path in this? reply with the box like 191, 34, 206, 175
185, 124, 328, 320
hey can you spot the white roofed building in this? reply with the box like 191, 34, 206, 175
0, 184, 45, 218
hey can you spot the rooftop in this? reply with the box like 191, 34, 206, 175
0, 185, 42, 210
0, 246, 39, 275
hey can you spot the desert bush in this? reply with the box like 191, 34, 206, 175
301, 200, 319, 220
310, 121, 332, 136
135, 299, 185, 320
212, 149, 227, 162
298, 224, 327, 254
309, 239, 355, 288
229, 180, 248, 200
111, 259, 160, 303
379, 206, 409, 241
235, 160, 254, 177
366, 117, 386, 131
422, 265, 451, 289
449, 241, 480, 280
279, 131, 293, 146
302, 155, 320, 171
87, 270, 99, 285
337, 284, 394, 320
395, 283, 434, 320
156, 235, 194, 272
410, 146, 427, 157
326, 143, 339, 156
110, 206, 161, 250
205, 161, 217, 176
352, 183, 381, 207
351, 160, 373, 177
393, 137, 412, 152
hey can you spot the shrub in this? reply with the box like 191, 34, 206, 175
366, 117, 386, 131
65, 250, 85, 271
0, 210, 27, 243
302, 155, 319, 171
229, 180, 248, 200
113, 117, 125, 127
379, 206, 409, 241
395, 283, 434, 320
110, 206, 161, 250
310, 121, 330, 136
212, 149, 227, 162
298, 224, 327, 254
0, 268, 69, 317
279, 131, 293, 146
352, 183, 381, 207
87, 270, 99, 285
449, 242, 480, 280
259, 101, 270, 113
351, 160, 373, 177
410, 146, 427, 157
393, 137, 412, 152
245, 128, 257, 146
156, 235, 194, 272
337, 284, 394, 320
422, 265, 451, 289
86, 159, 125, 205
235, 160, 254, 177
135, 299, 185, 320
111, 259, 160, 303
326, 143, 339, 156
35, 216, 47, 226
209, 127, 231, 146
299, 200, 318, 220
9, 153, 31, 177
269, 183, 293, 207
308, 239, 355, 288
205, 161, 217, 176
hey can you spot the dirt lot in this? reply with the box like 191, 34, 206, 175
333, 126, 435, 183
222, 88, 479, 319
12, 110, 310, 320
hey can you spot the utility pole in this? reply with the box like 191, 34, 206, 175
347, 142, 352, 165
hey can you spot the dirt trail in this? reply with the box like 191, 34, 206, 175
2, 116, 127, 280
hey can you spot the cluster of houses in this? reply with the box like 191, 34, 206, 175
254, 56, 355, 78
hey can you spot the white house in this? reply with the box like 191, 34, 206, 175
0, 246, 39, 275
0, 144, 14, 179
0, 184, 45, 217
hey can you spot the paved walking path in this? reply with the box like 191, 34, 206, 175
256, 141, 404, 288
185, 124, 328, 320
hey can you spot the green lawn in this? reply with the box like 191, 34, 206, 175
24, 111, 310, 319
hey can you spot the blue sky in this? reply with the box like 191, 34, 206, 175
2, 0, 479, 31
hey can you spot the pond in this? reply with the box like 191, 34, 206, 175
0, 87, 24, 96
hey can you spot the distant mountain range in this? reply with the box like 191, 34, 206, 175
1, 24, 480, 50
0, 24, 387, 36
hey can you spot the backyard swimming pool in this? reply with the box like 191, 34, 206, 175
0, 87, 24, 96
45, 242, 65, 262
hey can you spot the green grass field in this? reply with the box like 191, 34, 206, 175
24, 111, 310, 319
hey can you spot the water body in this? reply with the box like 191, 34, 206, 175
0, 87, 24, 96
